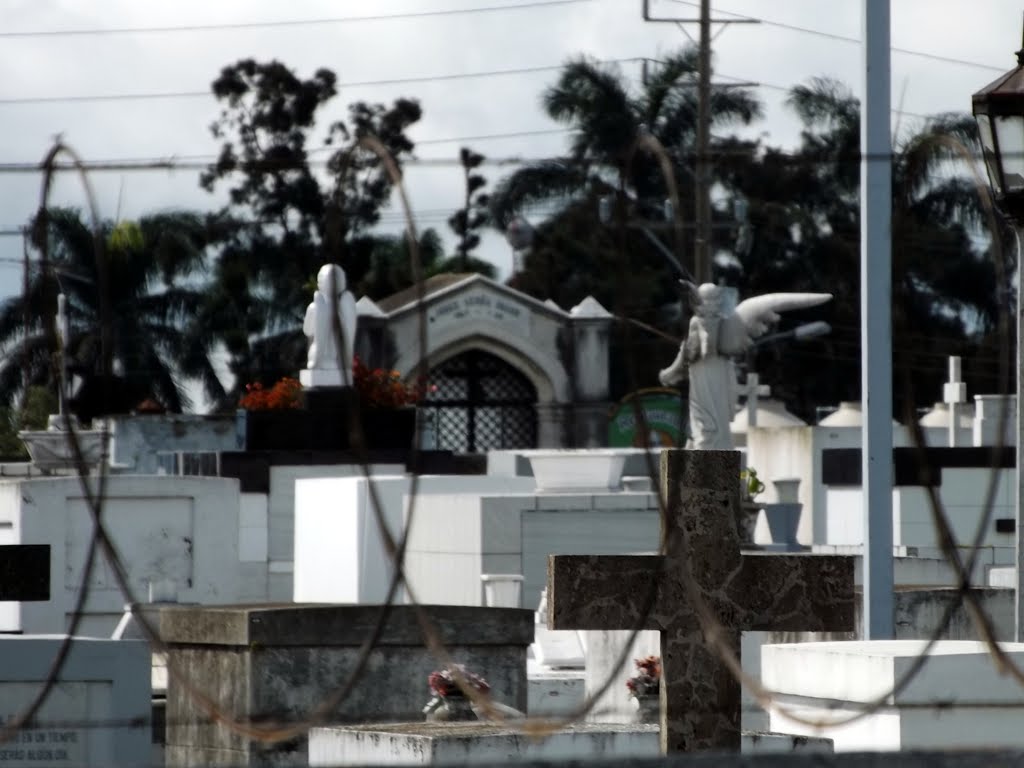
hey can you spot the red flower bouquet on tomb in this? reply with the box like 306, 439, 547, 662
427, 665, 490, 699
626, 655, 661, 699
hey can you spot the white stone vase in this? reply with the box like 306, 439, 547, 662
526, 449, 627, 492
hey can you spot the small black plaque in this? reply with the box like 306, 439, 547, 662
996, 518, 1016, 534
0, 544, 50, 601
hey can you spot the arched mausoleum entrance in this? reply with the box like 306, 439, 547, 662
420, 349, 538, 452
358, 273, 613, 449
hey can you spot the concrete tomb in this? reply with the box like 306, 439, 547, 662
547, 449, 856, 752
764, 639, 1024, 751
0, 636, 150, 768
308, 723, 833, 765
159, 603, 533, 767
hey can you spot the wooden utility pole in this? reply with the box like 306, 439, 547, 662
641, 1, 757, 284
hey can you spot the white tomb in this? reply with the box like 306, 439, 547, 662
293, 474, 536, 603
0, 475, 269, 636
823, 468, 1014, 566
763, 640, 1024, 751
0, 636, 150, 767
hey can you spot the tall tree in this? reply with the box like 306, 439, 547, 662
0, 208, 219, 414
199, 59, 423, 404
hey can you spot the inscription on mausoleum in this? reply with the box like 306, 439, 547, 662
428, 291, 529, 334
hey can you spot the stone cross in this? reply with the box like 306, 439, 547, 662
743, 373, 771, 428
0, 544, 50, 601
943, 355, 967, 447
547, 450, 854, 753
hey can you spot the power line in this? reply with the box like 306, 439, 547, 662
0, 0, 592, 39
666, 0, 1007, 73
0, 60, 638, 106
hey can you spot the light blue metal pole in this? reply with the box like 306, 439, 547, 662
861, 0, 895, 639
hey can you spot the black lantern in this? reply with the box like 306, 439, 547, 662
972, 29, 1024, 220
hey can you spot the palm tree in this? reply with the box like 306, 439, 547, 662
490, 48, 761, 309
0, 207, 222, 414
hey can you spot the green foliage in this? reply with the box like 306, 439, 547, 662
0, 387, 58, 461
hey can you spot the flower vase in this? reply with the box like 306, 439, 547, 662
633, 693, 659, 724
737, 500, 761, 545
428, 695, 477, 722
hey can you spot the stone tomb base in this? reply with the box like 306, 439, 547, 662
159, 604, 533, 768
0, 636, 151, 768
764, 640, 1024, 751
308, 723, 832, 765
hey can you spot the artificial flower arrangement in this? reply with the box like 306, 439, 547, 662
427, 664, 490, 699
423, 664, 490, 720
625, 655, 661, 699
237, 377, 302, 411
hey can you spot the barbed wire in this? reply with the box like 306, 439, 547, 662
4, 127, 1024, 760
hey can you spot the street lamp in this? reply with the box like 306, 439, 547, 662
971, 25, 1024, 641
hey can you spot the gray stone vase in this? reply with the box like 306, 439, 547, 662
425, 695, 477, 722
737, 500, 761, 545
633, 693, 659, 724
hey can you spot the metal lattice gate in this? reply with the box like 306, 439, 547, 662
420, 350, 537, 453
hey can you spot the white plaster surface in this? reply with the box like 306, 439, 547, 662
293, 474, 536, 604
764, 640, 1024, 751
0, 475, 267, 636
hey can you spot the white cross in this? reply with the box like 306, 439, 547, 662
744, 372, 772, 428
943, 356, 967, 448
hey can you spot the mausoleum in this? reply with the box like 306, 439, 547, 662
357, 273, 612, 450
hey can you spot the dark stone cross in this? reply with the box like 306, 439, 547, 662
0, 544, 50, 601
547, 450, 855, 753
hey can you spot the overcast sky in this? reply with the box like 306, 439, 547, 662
1, 0, 1020, 302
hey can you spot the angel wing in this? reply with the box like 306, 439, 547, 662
719, 292, 832, 354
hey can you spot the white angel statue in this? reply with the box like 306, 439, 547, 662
658, 282, 831, 450
300, 263, 358, 388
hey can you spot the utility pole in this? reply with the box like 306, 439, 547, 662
695, 0, 712, 284
641, 1, 757, 284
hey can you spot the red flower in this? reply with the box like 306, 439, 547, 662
239, 377, 302, 411
353, 355, 426, 409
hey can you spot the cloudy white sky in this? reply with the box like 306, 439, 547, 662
0, 0, 1020, 302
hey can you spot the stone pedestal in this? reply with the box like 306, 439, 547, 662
159, 604, 533, 768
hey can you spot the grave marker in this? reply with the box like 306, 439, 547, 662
0, 545, 50, 601
547, 449, 855, 753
